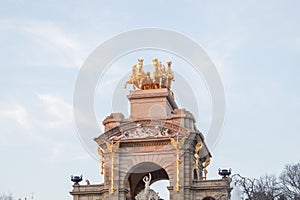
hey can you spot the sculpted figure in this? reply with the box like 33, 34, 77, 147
143, 173, 152, 197
135, 124, 143, 137
166, 61, 175, 89
136, 59, 145, 89
135, 172, 159, 200
202, 157, 211, 180
159, 61, 167, 87
124, 58, 175, 91
153, 58, 163, 88
162, 128, 170, 136
124, 65, 138, 89
143, 72, 152, 89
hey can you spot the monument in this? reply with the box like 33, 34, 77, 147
70, 59, 232, 200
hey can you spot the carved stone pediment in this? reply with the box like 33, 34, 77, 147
110, 124, 173, 140
94, 119, 196, 144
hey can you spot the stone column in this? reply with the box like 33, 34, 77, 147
167, 186, 174, 200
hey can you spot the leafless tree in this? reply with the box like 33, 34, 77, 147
232, 174, 258, 200
232, 174, 286, 200
0, 193, 13, 200
254, 174, 284, 200
280, 163, 300, 199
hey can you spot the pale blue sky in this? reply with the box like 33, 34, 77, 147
0, 1, 300, 200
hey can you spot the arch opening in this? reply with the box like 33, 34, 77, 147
203, 197, 216, 200
151, 180, 169, 200
124, 162, 169, 200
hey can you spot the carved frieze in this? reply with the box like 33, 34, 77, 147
95, 120, 192, 144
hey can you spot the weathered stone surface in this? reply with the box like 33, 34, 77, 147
127, 88, 177, 120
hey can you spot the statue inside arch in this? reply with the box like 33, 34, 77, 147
135, 173, 159, 200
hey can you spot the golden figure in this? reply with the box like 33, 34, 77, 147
170, 136, 186, 150
195, 141, 203, 153
202, 157, 211, 180
105, 140, 120, 153
124, 58, 176, 90
170, 136, 186, 192
136, 59, 145, 89
153, 58, 163, 88
97, 147, 105, 175
166, 61, 175, 89
152, 58, 159, 68
142, 72, 152, 90
159, 61, 167, 87
203, 168, 208, 180
203, 157, 210, 168
194, 141, 203, 171
106, 141, 120, 194
124, 65, 138, 89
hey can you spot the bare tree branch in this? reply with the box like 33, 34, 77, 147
0, 193, 13, 200
280, 163, 300, 199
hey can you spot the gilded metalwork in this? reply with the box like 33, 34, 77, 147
194, 141, 203, 171
124, 65, 138, 89
124, 58, 175, 90
202, 157, 211, 180
170, 136, 186, 192
97, 147, 105, 175
166, 61, 175, 88
106, 140, 120, 194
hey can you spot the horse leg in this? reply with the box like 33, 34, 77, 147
139, 79, 143, 89
159, 77, 162, 88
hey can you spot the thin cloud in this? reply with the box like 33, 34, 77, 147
22, 21, 80, 50
37, 94, 73, 128
0, 104, 29, 128
49, 143, 65, 161
0, 19, 88, 68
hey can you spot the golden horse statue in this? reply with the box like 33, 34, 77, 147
166, 61, 175, 89
136, 59, 145, 88
153, 58, 163, 88
124, 65, 138, 89
124, 58, 175, 91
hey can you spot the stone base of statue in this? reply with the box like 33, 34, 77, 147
135, 189, 159, 200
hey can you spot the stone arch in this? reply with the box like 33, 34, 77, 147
118, 150, 175, 186
124, 162, 170, 199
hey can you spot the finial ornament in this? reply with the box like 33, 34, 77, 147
124, 58, 175, 91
